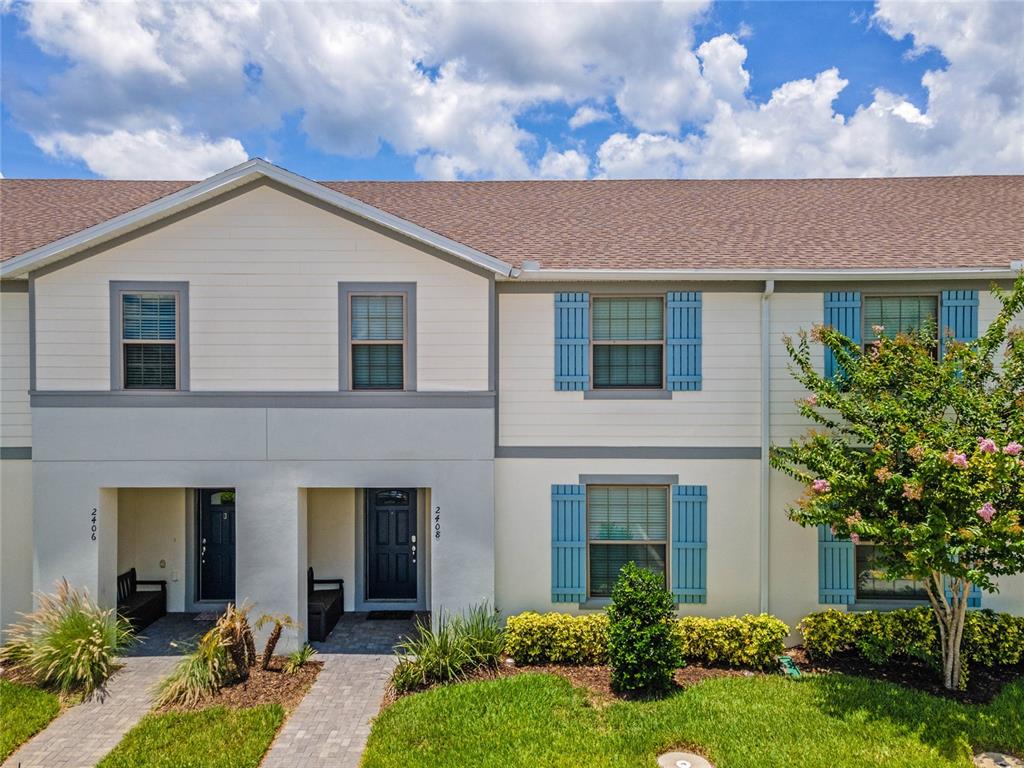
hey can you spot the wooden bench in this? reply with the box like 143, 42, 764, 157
307, 567, 344, 642
117, 568, 167, 631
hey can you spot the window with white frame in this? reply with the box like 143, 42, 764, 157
587, 485, 668, 597
349, 294, 406, 390
591, 296, 665, 389
119, 291, 181, 389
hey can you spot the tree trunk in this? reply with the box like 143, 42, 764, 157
926, 572, 969, 690
262, 623, 282, 670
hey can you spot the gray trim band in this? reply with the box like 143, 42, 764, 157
109, 281, 190, 391
580, 473, 679, 485
774, 279, 1014, 294
583, 389, 673, 400
338, 282, 417, 392
0, 281, 29, 293
0, 447, 32, 459
496, 446, 760, 459
30, 390, 495, 409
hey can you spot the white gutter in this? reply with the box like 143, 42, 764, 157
759, 279, 775, 615
1, 158, 514, 279
502, 267, 1018, 281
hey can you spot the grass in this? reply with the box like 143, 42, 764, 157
96, 704, 284, 768
363, 672, 1024, 768
0, 678, 61, 762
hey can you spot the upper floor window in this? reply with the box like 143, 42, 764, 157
339, 282, 416, 392
587, 485, 668, 597
111, 282, 189, 391
591, 296, 664, 389
862, 295, 938, 349
856, 544, 928, 601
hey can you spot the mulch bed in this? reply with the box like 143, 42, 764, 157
156, 656, 322, 714
786, 646, 1024, 705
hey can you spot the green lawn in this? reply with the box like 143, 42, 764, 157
96, 705, 284, 768
0, 678, 61, 762
364, 672, 1024, 768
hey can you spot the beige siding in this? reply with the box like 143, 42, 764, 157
769, 291, 824, 443
1, 291, 31, 447
498, 291, 761, 447
33, 184, 490, 392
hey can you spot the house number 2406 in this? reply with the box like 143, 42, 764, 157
433, 506, 441, 540
90, 508, 97, 541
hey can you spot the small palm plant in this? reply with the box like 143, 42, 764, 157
283, 644, 317, 674
0, 580, 134, 697
216, 602, 256, 680
255, 614, 300, 670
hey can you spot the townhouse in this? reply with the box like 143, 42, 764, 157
1, 160, 1021, 646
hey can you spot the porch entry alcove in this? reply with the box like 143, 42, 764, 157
304, 487, 430, 614
116, 487, 237, 614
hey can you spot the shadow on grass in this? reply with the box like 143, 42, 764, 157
803, 673, 1024, 761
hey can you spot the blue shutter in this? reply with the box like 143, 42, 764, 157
818, 525, 855, 605
943, 577, 983, 608
824, 292, 861, 379
554, 293, 589, 391
667, 291, 702, 391
671, 485, 707, 604
940, 290, 979, 357
551, 484, 586, 603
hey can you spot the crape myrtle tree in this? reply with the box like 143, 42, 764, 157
770, 275, 1024, 690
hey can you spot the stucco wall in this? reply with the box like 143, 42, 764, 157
32, 183, 491, 393
307, 488, 357, 612
1, 459, 32, 633
116, 488, 187, 612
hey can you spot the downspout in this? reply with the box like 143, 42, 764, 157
759, 279, 775, 615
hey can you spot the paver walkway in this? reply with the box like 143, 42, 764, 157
2, 614, 210, 768
261, 614, 416, 768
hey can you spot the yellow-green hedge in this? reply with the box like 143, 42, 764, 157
505, 611, 790, 670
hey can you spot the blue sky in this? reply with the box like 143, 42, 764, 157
1, 1, 1019, 181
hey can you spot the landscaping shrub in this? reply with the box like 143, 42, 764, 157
800, 608, 1024, 683
607, 562, 682, 692
390, 603, 504, 694
254, 613, 299, 670
504, 612, 609, 665
155, 626, 230, 708
505, 612, 788, 670
284, 644, 317, 674
675, 614, 790, 671
0, 580, 134, 696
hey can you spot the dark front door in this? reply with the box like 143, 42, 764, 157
366, 488, 417, 600
198, 489, 236, 601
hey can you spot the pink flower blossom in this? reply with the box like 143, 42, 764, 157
805, 394, 818, 407
977, 502, 996, 523
849, 533, 861, 544
872, 324, 886, 337
944, 448, 969, 469
978, 437, 998, 454
1003, 442, 1023, 456
811, 479, 831, 494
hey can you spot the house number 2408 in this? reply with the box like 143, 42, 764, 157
433, 506, 441, 540
90, 508, 97, 541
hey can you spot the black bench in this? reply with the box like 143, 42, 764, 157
307, 567, 344, 642
117, 567, 167, 631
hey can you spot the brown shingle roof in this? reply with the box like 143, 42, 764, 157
2, 175, 1021, 271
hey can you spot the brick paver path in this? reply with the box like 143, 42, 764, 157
261, 614, 416, 768
2, 614, 210, 768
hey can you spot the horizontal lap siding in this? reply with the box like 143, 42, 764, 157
33, 185, 490, 392
0, 292, 31, 447
499, 292, 761, 447
770, 292, 825, 442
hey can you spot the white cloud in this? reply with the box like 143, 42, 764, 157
568, 106, 612, 130
6, 0, 1022, 180
537, 147, 590, 179
35, 125, 247, 179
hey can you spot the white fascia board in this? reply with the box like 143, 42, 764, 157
1, 159, 513, 279
501, 267, 1019, 281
